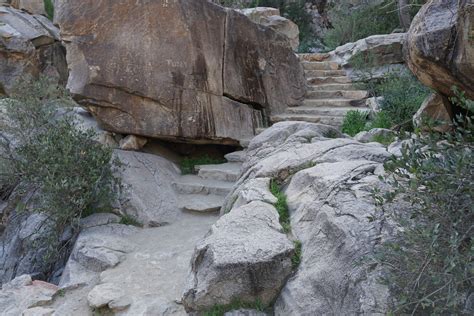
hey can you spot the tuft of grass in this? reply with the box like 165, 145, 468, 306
341, 110, 368, 136
44, 0, 54, 20
372, 134, 395, 146
270, 179, 291, 233
291, 240, 302, 269
204, 299, 265, 316
119, 214, 143, 227
180, 156, 226, 175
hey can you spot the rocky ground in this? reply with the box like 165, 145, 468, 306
0, 0, 472, 315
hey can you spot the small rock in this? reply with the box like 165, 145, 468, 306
87, 283, 125, 309
80, 213, 121, 229
119, 135, 148, 151
224, 309, 267, 316
22, 307, 55, 316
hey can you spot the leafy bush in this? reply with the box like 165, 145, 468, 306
0, 77, 119, 236
373, 89, 474, 314
344, 70, 430, 133
375, 71, 430, 130
341, 110, 368, 136
323, 1, 400, 50
44, 0, 54, 20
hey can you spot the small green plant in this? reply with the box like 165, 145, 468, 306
44, 0, 54, 20
204, 299, 265, 316
180, 156, 226, 175
372, 88, 473, 314
292, 240, 302, 269
270, 179, 290, 233
341, 110, 368, 136
119, 214, 143, 227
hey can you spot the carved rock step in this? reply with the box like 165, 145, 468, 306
304, 69, 347, 77
271, 114, 345, 126
195, 163, 242, 182
178, 194, 225, 213
307, 83, 357, 91
172, 175, 234, 196
301, 61, 340, 71
307, 76, 352, 85
306, 90, 368, 100
224, 150, 246, 163
286, 106, 370, 117
303, 98, 364, 107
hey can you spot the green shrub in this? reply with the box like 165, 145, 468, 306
341, 110, 368, 136
323, 1, 400, 50
180, 156, 226, 175
375, 71, 430, 130
367, 111, 392, 130
44, 0, 54, 20
373, 88, 474, 314
0, 77, 120, 241
270, 179, 290, 233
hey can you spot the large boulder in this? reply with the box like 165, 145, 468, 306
405, 0, 474, 99
0, 5, 67, 95
219, 122, 394, 315
114, 150, 180, 227
333, 33, 407, 80
54, 0, 306, 146
237, 7, 300, 51
182, 201, 295, 312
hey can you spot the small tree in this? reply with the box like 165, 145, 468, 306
373, 88, 473, 314
0, 77, 120, 268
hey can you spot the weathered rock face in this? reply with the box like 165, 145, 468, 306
182, 201, 294, 312
0, 5, 67, 95
237, 7, 300, 51
219, 122, 394, 315
405, 0, 474, 99
413, 92, 454, 132
0, 190, 71, 286
11, 0, 46, 15
0, 275, 58, 315
114, 150, 180, 227
333, 33, 407, 80
55, 0, 306, 145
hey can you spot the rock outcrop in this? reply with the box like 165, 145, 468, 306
413, 92, 454, 132
333, 33, 407, 80
238, 7, 300, 51
0, 5, 67, 95
405, 0, 474, 99
54, 0, 306, 145
10, 0, 47, 15
115, 150, 181, 227
0, 275, 58, 315
218, 122, 394, 315
182, 201, 294, 312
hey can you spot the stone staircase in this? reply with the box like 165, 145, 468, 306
172, 151, 245, 213
270, 54, 369, 128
